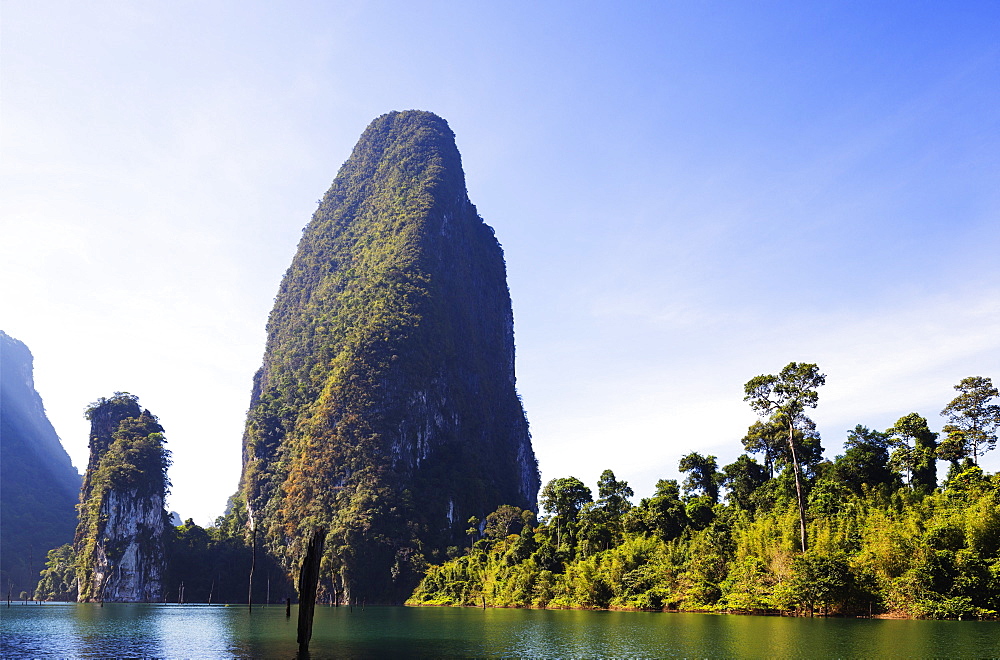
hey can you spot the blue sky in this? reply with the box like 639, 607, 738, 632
2, 1, 998, 525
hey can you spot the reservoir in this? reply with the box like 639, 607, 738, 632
2, 603, 998, 658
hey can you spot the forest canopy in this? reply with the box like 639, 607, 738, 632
409, 369, 1000, 620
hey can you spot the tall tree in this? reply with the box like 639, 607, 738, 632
596, 469, 634, 519
940, 376, 1000, 465
744, 362, 826, 552
589, 470, 634, 546
834, 425, 898, 495
741, 421, 783, 479
722, 454, 768, 511
885, 413, 938, 492
678, 453, 723, 503
633, 479, 689, 542
743, 418, 824, 479
540, 477, 592, 549
483, 505, 530, 540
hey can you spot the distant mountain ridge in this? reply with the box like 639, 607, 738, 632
0, 330, 81, 595
236, 110, 540, 603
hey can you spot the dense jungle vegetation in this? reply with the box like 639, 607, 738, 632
409, 368, 1000, 619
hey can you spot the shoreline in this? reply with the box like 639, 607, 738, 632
406, 601, 997, 621
20, 598, 997, 621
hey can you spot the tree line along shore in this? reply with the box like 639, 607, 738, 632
33, 365, 1000, 619
408, 366, 1000, 619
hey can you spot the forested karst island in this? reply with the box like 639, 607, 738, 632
234, 110, 540, 604
11, 112, 999, 620
71, 394, 170, 602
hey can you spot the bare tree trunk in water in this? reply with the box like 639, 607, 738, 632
248, 525, 256, 613
297, 527, 326, 656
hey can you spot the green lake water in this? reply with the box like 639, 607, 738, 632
1, 603, 998, 658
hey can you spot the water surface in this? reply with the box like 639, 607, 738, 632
2, 603, 998, 658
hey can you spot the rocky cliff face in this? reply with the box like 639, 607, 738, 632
0, 331, 81, 597
238, 111, 539, 603
86, 488, 168, 602
74, 394, 170, 602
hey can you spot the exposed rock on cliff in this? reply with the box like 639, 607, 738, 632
238, 110, 539, 603
74, 393, 170, 602
0, 331, 81, 597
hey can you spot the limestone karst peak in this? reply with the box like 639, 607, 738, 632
236, 111, 539, 603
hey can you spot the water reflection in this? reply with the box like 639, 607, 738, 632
2, 602, 998, 658
156, 605, 238, 657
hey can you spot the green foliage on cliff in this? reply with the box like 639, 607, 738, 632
234, 110, 537, 603
410, 373, 1000, 620
33, 544, 77, 601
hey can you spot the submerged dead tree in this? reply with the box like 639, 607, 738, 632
248, 525, 256, 613
297, 528, 326, 655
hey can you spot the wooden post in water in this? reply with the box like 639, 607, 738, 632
297, 527, 326, 655
248, 525, 256, 613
